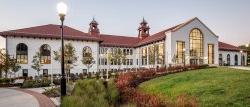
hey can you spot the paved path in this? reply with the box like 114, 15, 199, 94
14, 88, 56, 107
0, 88, 56, 107
229, 66, 250, 71
0, 88, 39, 107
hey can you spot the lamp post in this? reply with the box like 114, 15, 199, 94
183, 48, 186, 66
57, 2, 67, 97
240, 50, 245, 66
246, 44, 249, 48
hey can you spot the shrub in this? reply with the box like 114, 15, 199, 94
21, 79, 51, 88
0, 78, 14, 84
61, 79, 119, 107
42, 87, 60, 97
106, 80, 119, 105
53, 79, 61, 85
115, 64, 207, 107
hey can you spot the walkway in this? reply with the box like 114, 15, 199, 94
0, 88, 39, 107
0, 88, 56, 107
228, 66, 250, 71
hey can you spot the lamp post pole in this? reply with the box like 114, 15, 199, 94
57, 2, 67, 97
60, 15, 66, 96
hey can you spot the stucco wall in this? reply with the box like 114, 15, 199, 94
0, 36, 6, 49
219, 50, 247, 66
6, 36, 99, 77
170, 19, 219, 65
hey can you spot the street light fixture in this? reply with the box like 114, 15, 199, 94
57, 2, 67, 97
246, 44, 249, 48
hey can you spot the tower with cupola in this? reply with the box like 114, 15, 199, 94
88, 18, 100, 36
138, 18, 150, 39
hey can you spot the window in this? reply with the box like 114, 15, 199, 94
104, 58, 107, 65
130, 49, 133, 55
208, 44, 214, 64
82, 69, 87, 73
130, 59, 133, 65
176, 41, 185, 64
189, 29, 204, 64
227, 54, 231, 65
22, 69, 28, 77
141, 47, 147, 65
242, 55, 245, 65
235, 55, 238, 65
149, 45, 155, 65
157, 43, 165, 65
16, 43, 28, 64
219, 54, 223, 66
40, 44, 51, 64
43, 69, 48, 76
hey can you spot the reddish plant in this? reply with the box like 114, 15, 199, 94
115, 65, 207, 107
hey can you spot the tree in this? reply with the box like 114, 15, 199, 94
0, 49, 20, 78
31, 52, 43, 78
54, 43, 78, 82
0, 50, 4, 78
10, 60, 21, 78
82, 51, 94, 76
2, 53, 13, 78
109, 48, 126, 71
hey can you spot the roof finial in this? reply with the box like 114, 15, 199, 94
92, 15, 95, 21
141, 17, 147, 24
90, 16, 98, 25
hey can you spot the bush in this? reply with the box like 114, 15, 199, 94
21, 79, 51, 88
53, 79, 61, 85
42, 87, 60, 97
115, 64, 207, 106
61, 79, 119, 107
0, 78, 14, 84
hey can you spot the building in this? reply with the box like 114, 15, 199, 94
0, 17, 247, 77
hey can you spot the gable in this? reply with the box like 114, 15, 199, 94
172, 17, 218, 38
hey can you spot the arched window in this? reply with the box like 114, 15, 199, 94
242, 55, 245, 65
189, 28, 204, 64
16, 43, 28, 64
40, 44, 51, 64
219, 54, 223, 66
83, 46, 92, 58
227, 54, 230, 66
234, 55, 238, 66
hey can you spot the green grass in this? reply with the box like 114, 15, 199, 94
138, 67, 250, 107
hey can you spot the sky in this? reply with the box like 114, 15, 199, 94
0, 0, 250, 46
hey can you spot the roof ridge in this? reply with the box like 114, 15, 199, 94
100, 34, 138, 38
7, 24, 57, 32
219, 41, 239, 48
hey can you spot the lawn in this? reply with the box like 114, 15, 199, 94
138, 67, 250, 107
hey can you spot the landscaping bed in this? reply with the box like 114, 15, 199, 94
115, 65, 208, 107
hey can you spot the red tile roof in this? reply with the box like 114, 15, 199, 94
0, 18, 222, 48
0, 24, 102, 42
219, 41, 241, 51
100, 34, 140, 48
136, 24, 181, 46
136, 17, 199, 46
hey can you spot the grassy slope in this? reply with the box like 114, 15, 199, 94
138, 67, 250, 107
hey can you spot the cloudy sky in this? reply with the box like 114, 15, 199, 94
0, 0, 250, 46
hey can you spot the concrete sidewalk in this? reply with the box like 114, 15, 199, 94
229, 66, 250, 71
0, 88, 39, 107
